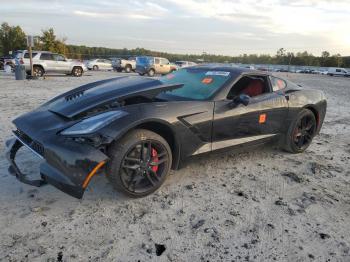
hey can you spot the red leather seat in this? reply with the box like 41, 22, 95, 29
241, 79, 264, 97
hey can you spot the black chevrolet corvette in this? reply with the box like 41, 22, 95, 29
6, 66, 326, 198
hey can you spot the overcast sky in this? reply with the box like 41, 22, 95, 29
1, 0, 349, 56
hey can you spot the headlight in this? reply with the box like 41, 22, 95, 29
61, 111, 126, 136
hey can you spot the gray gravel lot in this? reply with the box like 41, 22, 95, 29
0, 71, 349, 261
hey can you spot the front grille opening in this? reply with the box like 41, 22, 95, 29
14, 129, 45, 156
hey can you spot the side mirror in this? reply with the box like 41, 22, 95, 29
231, 94, 250, 107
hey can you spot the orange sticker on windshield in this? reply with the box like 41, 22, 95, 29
202, 77, 213, 84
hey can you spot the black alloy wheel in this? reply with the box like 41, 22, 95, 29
284, 109, 317, 153
292, 113, 316, 150
120, 140, 169, 194
106, 129, 172, 198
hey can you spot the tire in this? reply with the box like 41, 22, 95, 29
283, 109, 317, 153
125, 65, 132, 73
138, 72, 145, 76
117, 68, 123, 72
72, 66, 83, 77
106, 129, 172, 198
93, 65, 98, 71
33, 66, 44, 77
148, 69, 155, 77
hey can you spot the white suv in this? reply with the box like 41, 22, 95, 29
18, 51, 86, 77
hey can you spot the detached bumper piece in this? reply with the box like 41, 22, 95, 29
6, 139, 47, 187
6, 131, 108, 199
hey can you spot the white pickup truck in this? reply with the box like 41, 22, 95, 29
113, 57, 136, 73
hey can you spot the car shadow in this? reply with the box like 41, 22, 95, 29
0, 143, 284, 211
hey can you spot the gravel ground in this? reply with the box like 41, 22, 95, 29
0, 71, 349, 262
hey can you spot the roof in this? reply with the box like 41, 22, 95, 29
189, 64, 262, 75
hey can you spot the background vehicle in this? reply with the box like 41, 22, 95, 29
136, 56, 177, 76
328, 68, 350, 77
6, 66, 326, 199
113, 57, 136, 73
87, 59, 113, 71
18, 50, 86, 77
175, 61, 197, 68
2, 50, 25, 69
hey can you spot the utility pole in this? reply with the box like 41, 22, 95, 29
26, 35, 34, 77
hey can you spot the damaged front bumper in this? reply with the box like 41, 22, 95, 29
5, 131, 108, 199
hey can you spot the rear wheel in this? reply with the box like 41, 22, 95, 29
125, 64, 132, 73
33, 66, 44, 77
283, 109, 317, 153
106, 129, 172, 198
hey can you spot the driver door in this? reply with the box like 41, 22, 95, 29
212, 74, 289, 150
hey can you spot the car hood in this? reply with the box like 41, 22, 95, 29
40, 76, 182, 119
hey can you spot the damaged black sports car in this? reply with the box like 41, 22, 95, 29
6, 66, 327, 198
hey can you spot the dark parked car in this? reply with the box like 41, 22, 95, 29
6, 66, 327, 199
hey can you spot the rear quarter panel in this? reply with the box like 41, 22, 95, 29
286, 89, 327, 134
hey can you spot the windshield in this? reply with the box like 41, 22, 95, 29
160, 68, 232, 100
136, 56, 153, 65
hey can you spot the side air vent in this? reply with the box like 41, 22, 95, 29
65, 91, 84, 101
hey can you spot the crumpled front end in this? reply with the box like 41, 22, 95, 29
6, 129, 108, 199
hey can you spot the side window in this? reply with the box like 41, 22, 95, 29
40, 53, 53, 60
54, 54, 65, 61
24, 52, 37, 58
336, 69, 341, 73
160, 58, 169, 65
227, 75, 270, 99
155, 58, 160, 64
270, 76, 287, 92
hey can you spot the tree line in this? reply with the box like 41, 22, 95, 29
1, 22, 349, 67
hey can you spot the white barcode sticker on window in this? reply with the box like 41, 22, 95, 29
205, 71, 230, 77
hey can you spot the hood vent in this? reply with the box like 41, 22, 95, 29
65, 91, 85, 101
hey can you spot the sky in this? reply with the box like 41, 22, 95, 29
1, 0, 350, 56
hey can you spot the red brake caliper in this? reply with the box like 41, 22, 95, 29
151, 148, 159, 173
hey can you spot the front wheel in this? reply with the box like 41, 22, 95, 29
72, 66, 83, 77
148, 69, 155, 77
106, 129, 172, 198
283, 109, 317, 153
93, 65, 98, 71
